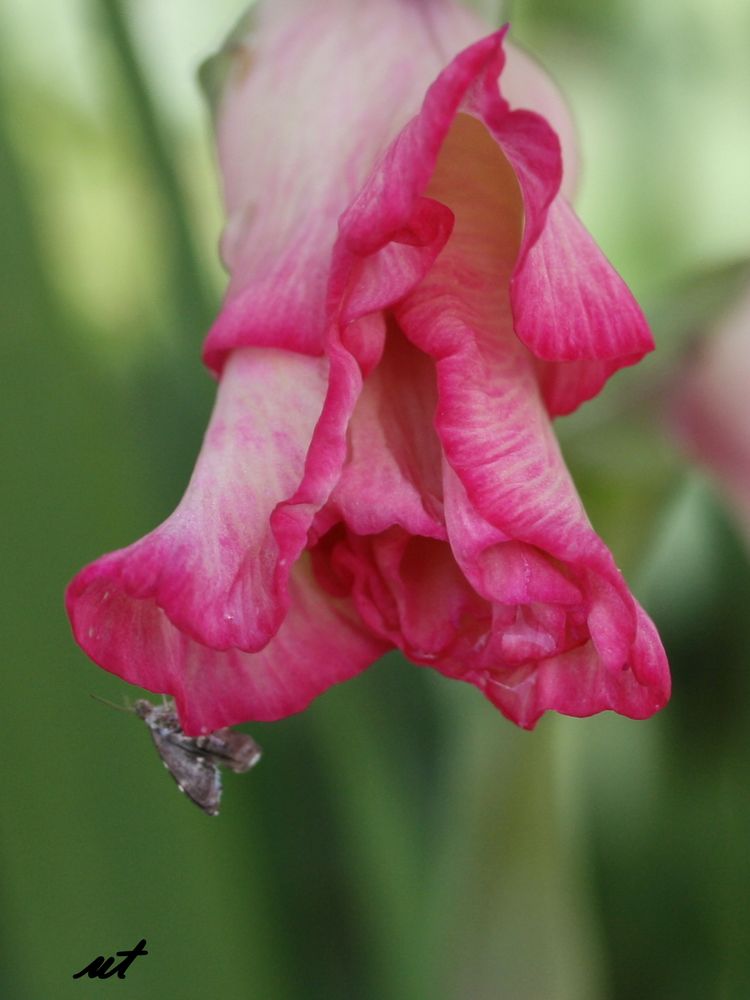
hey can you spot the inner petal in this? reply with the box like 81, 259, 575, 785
325, 320, 446, 539
310, 525, 489, 664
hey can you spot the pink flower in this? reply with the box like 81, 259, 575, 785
673, 279, 750, 543
67, 0, 669, 735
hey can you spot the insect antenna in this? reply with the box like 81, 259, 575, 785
89, 693, 135, 714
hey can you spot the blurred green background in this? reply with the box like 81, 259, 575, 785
2, 1, 750, 997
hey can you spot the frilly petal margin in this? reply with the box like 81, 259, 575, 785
336, 28, 654, 416
67, 555, 386, 736
480, 608, 670, 729
512, 198, 654, 415
67, 347, 328, 657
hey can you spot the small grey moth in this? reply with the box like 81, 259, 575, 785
91, 695, 262, 816
132, 700, 262, 816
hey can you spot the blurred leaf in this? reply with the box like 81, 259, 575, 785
94, 0, 215, 344
647, 259, 750, 362
584, 475, 750, 1000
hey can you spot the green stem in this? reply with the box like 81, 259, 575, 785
310, 673, 428, 1000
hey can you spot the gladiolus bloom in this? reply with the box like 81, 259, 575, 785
67, 0, 670, 735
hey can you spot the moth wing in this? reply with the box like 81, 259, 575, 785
196, 729, 263, 773
149, 728, 223, 816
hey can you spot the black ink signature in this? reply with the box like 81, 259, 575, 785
72, 938, 148, 980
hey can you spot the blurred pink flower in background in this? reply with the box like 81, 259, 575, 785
67, 0, 669, 735
673, 280, 750, 543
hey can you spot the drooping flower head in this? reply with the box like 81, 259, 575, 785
67, 0, 669, 735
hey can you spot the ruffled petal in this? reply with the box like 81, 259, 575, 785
334, 28, 651, 416
68, 348, 327, 653
444, 464, 583, 608
481, 607, 671, 729
427, 461, 669, 727
511, 197, 654, 414
311, 526, 488, 665
531, 354, 630, 417
324, 321, 445, 540
500, 42, 579, 198
203, 0, 490, 372
390, 84, 668, 717
67, 554, 386, 735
